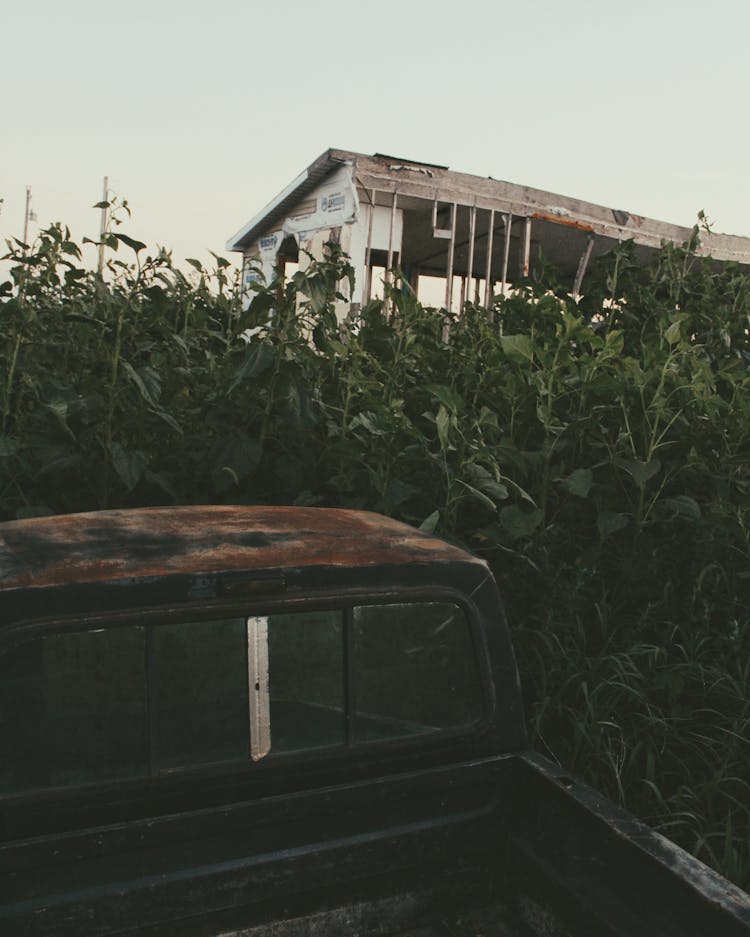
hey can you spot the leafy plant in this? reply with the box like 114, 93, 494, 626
2, 214, 749, 888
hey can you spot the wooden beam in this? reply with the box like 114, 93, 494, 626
484, 209, 495, 312
386, 191, 398, 278
466, 205, 477, 301
573, 234, 596, 301
363, 188, 376, 302
444, 203, 457, 312
521, 217, 532, 278
501, 212, 513, 293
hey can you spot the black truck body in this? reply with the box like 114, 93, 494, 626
0, 505, 748, 936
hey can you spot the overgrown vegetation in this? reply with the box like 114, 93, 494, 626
1, 215, 749, 888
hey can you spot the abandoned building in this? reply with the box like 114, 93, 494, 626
226, 148, 750, 315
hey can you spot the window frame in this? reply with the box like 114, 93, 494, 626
0, 585, 493, 814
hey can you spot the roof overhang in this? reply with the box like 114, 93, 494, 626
226, 149, 357, 252
226, 149, 750, 271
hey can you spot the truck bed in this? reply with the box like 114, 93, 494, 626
4, 752, 749, 937
219, 897, 526, 937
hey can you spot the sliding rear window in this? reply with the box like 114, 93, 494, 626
0, 601, 482, 797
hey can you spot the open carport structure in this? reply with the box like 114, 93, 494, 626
227, 149, 750, 315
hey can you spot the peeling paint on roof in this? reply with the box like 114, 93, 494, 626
0, 506, 484, 592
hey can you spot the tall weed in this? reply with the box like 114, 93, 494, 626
1, 218, 749, 887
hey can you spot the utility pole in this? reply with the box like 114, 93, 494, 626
23, 186, 32, 247
97, 176, 109, 277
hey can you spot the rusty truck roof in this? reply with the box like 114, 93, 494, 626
0, 505, 485, 593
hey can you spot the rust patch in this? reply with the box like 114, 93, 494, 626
0, 506, 482, 592
532, 212, 594, 233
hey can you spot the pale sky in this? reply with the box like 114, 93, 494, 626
3, 0, 749, 272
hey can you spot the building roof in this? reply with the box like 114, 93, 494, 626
226, 148, 750, 273
227, 150, 349, 253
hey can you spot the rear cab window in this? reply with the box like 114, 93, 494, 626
0, 600, 484, 799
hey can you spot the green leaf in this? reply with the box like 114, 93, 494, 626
43, 399, 76, 441
110, 442, 148, 491
121, 360, 157, 405
113, 232, 147, 253
436, 404, 451, 449
499, 505, 544, 540
38, 451, 84, 476
150, 407, 183, 435
664, 495, 701, 520
62, 239, 82, 259
665, 321, 682, 344
382, 479, 417, 512
558, 468, 593, 498
498, 474, 537, 506
144, 469, 178, 500
64, 312, 105, 326
305, 275, 329, 315
419, 510, 440, 534
500, 334, 534, 364
426, 383, 463, 412
605, 329, 624, 354
465, 462, 509, 502
597, 511, 629, 541
352, 411, 385, 436
229, 342, 275, 391
616, 457, 661, 487
138, 366, 162, 402
328, 339, 349, 357
277, 372, 309, 424
456, 479, 497, 512
209, 433, 262, 492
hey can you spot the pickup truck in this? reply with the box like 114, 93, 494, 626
0, 505, 748, 936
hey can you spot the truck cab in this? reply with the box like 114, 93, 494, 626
1, 506, 748, 935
